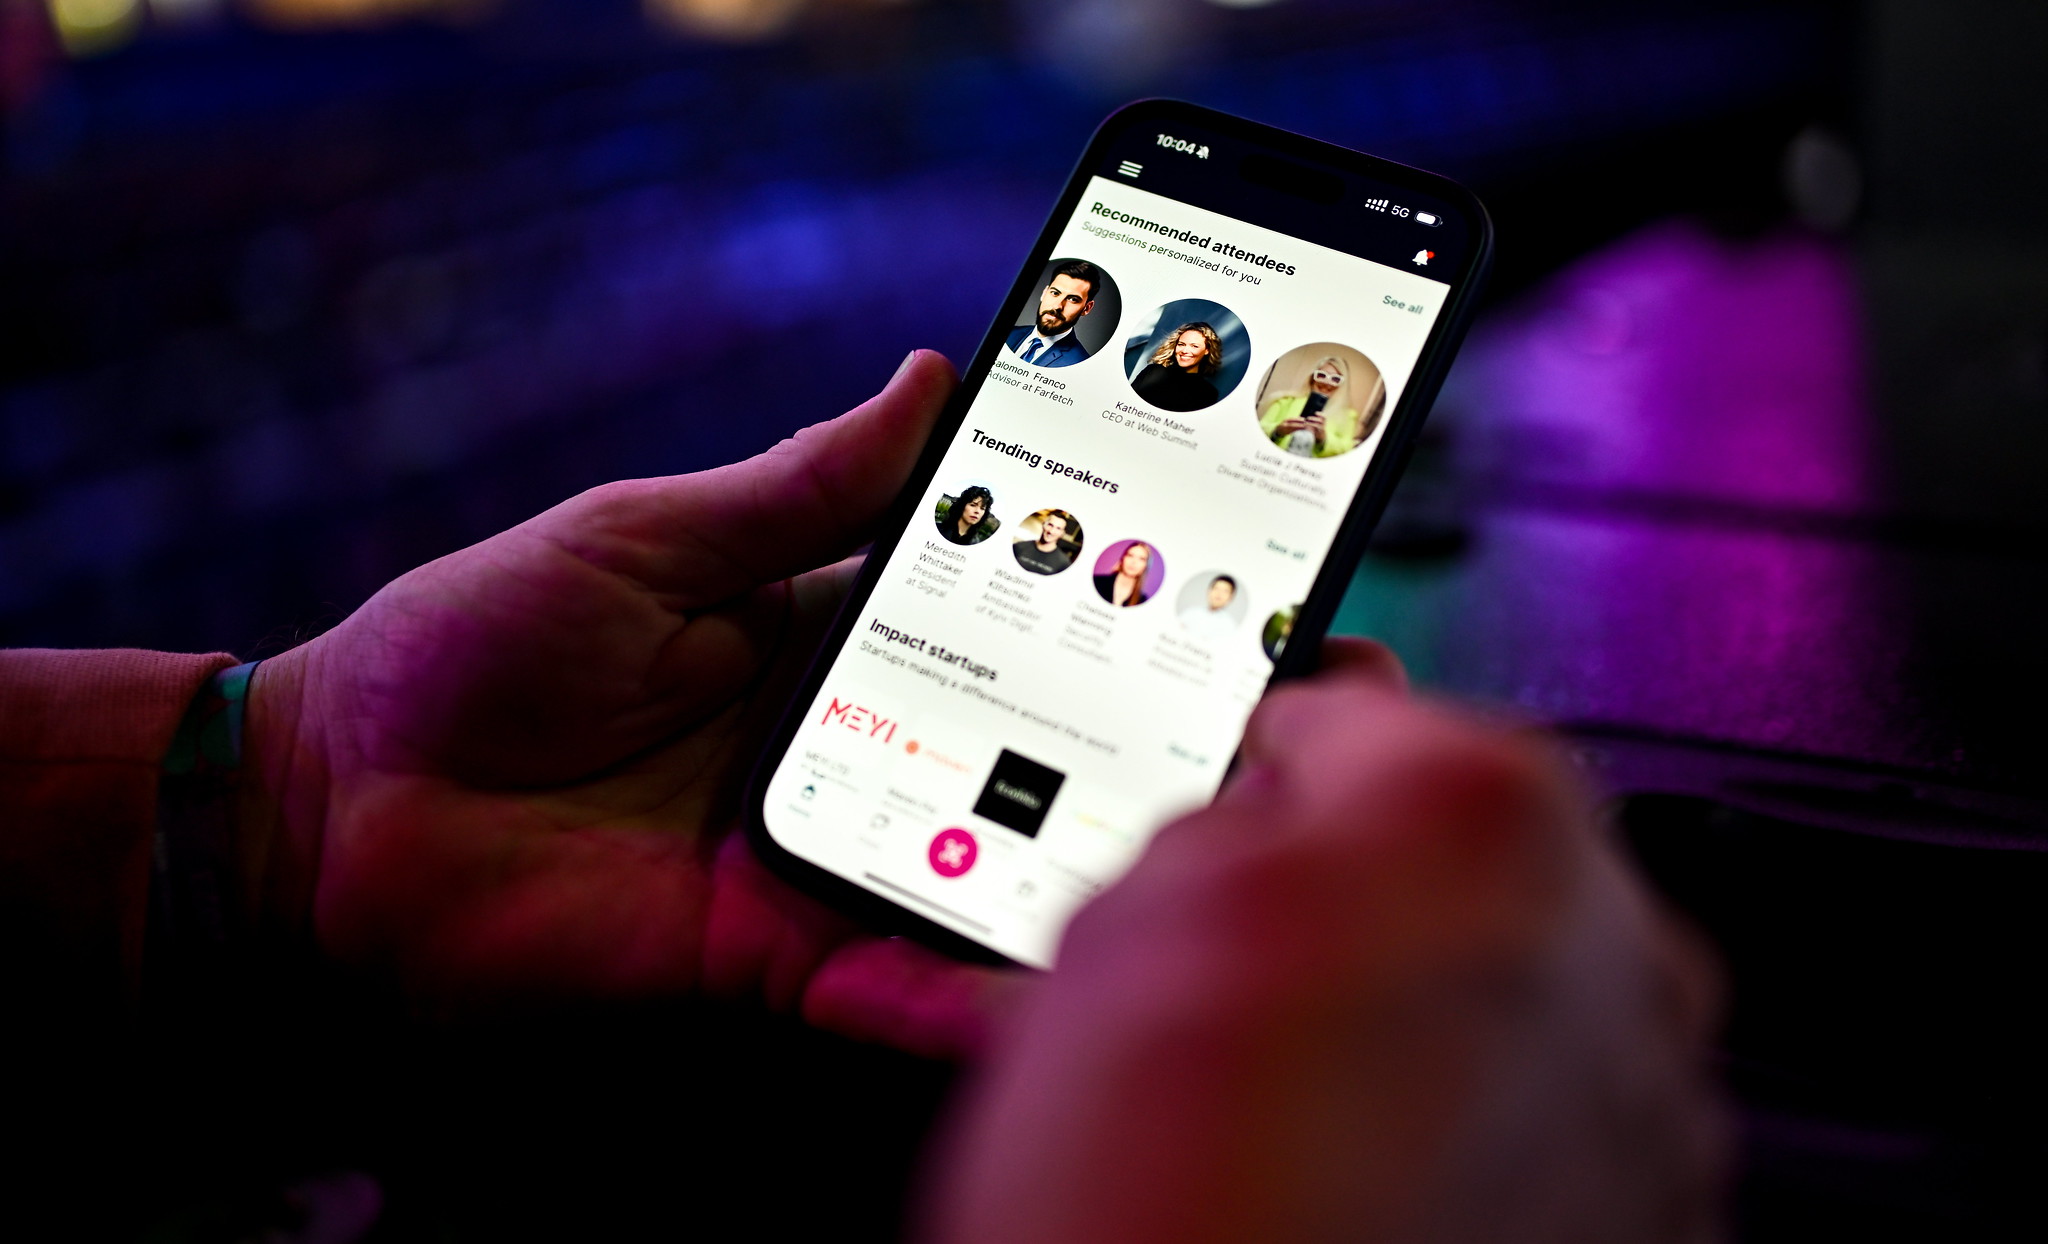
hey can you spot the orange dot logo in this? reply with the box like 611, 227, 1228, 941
904, 739, 920, 754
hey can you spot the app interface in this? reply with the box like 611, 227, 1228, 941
765, 162, 1456, 966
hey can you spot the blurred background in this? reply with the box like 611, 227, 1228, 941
4, 0, 2044, 1240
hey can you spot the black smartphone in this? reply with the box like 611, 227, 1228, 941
746, 100, 1492, 968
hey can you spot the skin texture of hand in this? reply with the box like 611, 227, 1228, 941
238, 351, 1007, 1056
921, 661, 1728, 1244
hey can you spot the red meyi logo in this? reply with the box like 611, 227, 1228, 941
819, 697, 901, 744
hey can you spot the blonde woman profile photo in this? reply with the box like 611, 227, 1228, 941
1123, 298, 1250, 412
1255, 343, 1386, 458
1130, 322, 1224, 412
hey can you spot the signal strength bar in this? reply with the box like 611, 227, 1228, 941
1118, 160, 1143, 178
1364, 198, 1388, 212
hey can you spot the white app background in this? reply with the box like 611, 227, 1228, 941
765, 177, 1451, 966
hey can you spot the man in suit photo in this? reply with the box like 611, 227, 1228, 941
1005, 259, 1106, 367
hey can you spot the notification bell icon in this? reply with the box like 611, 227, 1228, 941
1412, 249, 1434, 266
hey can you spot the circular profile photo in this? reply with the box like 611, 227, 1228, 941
1253, 342, 1388, 459
933, 483, 999, 546
1011, 507, 1084, 575
1260, 604, 1300, 662
1122, 298, 1251, 413
1006, 257, 1121, 369
1175, 571, 1250, 640
1092, 539, 1166, 608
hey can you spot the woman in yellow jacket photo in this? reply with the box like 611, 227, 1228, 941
1257, 346, 1387, 458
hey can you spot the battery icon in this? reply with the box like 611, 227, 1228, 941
1414, 211, 1442, 226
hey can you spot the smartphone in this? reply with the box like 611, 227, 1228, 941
747, 100, 1492, 968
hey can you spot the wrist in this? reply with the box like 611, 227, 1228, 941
236, 643, 331, 946
148, 659, 260, 1004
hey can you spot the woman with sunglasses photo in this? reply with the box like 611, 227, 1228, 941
1256, 348, 1386, 459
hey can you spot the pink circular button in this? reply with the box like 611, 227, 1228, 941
928, 828, 978, 878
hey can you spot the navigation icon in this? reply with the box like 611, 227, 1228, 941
929, 828, 979, 878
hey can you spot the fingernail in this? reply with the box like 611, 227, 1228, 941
891, 350, 918, 385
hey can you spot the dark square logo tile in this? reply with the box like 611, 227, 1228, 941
973, 749, 1065, 837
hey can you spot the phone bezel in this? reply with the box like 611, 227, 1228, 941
743, 98, 1495, 968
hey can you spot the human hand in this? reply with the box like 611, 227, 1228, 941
923, 648, 1727, 1242
239, 352, 1008, 1056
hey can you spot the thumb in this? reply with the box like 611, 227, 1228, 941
539, 350, 956, 607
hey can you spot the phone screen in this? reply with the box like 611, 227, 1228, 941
759, 113, 1478, 966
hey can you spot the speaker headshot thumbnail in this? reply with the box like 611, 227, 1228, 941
934, 484, 999, 546
1012, 508, 1084, 575
1176, 571, 1249, 640
1092, 539, 1165, 608
1261, 604, 1299, 661
1123, 298, 1251, 413
1255, 342, 1387, 459
1006, 258, 1120, 368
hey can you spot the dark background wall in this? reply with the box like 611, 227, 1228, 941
4, 0, 1848, 658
